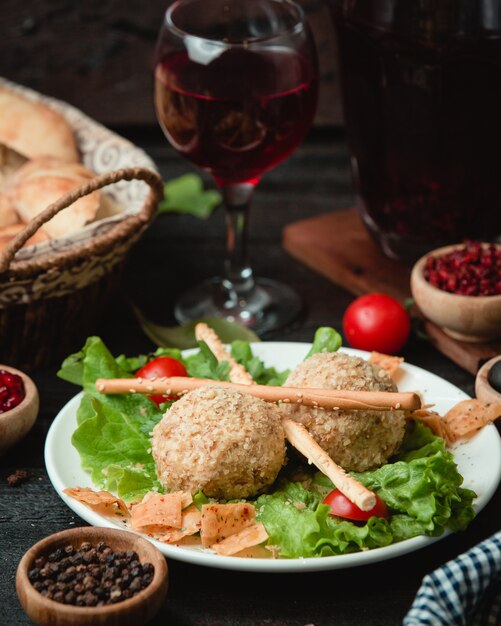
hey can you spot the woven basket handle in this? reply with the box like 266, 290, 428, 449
0, 166, 163, 274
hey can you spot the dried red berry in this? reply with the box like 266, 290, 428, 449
0, 369, 25, 413
423, 241, 501, 296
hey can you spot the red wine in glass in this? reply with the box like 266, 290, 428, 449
154, 0, 318, 333
155, 48, 318, 186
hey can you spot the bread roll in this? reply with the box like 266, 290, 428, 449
0, 88, 79, 163
6, 157, 100, 239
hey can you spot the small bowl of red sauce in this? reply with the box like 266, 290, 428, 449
410, 241, 501, 342
0, 364, 39, 455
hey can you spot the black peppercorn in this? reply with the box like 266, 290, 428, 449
27, 541, 155, 607
28, 568, 40, 582
129, 577, 142, 593
64, 590, 76, 605
34, 556, 46, 568
48, 548, 64, 563
143, 563, 154, 575
53, 591, 64, 603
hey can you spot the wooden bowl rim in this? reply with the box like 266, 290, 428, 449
475, 355, 501, 404
411, 242, 501, 304
0, 363, 38, 422
16, 526, 168, 619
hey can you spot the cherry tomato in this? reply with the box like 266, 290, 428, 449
342, 293, 410, 355
323, 489, 389, 521
135, 356, 187, 406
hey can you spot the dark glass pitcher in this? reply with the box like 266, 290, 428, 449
330, 0, 501, 262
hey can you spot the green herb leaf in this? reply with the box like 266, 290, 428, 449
133, 307, 259, 350
184, 341, 231, 380
114, 354, 149, 374
193, 490, 210, 510
158, 174, 221, 218
305, 327, 342, 358
231, 341, 289, 385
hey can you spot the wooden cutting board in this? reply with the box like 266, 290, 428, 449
283, 207, 501, 375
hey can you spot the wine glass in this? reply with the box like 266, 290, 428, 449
154, 0, 318, 333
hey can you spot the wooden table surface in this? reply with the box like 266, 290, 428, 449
1, 127, 499, 626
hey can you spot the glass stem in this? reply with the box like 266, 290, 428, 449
220, 183, 256, 307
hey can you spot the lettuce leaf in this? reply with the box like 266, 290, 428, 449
353, 422, 476, 540
256, 422, 475, 557
256, 481, 393, 557
60, 336, 164, 436
102, 465, 163, 502
71, 396, 162, 500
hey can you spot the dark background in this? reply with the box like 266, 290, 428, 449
1, 0, 344, 128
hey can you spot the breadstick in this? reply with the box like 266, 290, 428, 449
96, 376, 421, 411
195, 322, 256, 385
282, 418, 376, 510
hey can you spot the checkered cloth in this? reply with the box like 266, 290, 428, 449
404, 531, 501, 626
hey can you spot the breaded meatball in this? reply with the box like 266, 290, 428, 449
151, 386, 286, 499
281, 352, 406, 472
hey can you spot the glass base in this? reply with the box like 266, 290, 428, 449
360, 209, 438, 265
174, 277, 303, 335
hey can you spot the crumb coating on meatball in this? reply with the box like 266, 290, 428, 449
151, 386, 286, 499
281, 352, 406, 471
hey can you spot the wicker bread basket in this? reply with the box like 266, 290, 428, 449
0, 167, 163, 370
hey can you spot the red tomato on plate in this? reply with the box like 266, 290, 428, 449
135, 356, 187, 406
323, 489, 389, 521
342, 293, 410, 355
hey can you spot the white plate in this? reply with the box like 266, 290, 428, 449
45, 343, 501, 572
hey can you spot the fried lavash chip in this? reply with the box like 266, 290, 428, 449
64, 487, 270, 556
369, 351, 404, 378
443, 399, 501, 442
409, 399, 501, 444
130, 491, 193, 532
63, 487, 130, 518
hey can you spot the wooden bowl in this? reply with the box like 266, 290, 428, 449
410, 244, 501, 342
16, 526, 169, 626
476, 355, 501, 405
0, 364, 39, 455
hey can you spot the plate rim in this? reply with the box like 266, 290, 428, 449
44, 342, 501, 573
